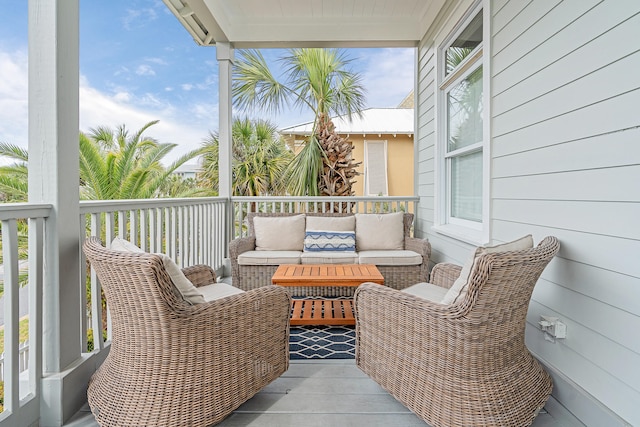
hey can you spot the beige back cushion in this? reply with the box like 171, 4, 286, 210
355, 212, 404, 250
254, 214, 306, 251
441, 235, 534, 306
110, 238, 205, 305
306, 215, 355, 232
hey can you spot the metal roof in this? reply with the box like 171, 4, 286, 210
280, 108, 414, 136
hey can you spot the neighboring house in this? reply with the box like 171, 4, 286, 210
280, 106, 415, 196
172, 162, 200, 180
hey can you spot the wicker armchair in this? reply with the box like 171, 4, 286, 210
83, 237, 291, 427
355, 236, 560, 427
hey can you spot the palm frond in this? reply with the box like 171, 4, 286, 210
232, 49, 291, 115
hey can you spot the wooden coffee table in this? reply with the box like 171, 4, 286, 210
271, 264, 384, 326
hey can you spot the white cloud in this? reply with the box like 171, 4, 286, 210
113, 91, 132, 102
135, 64, 156, 76
0, 47, 213, 164
359, 48, 415, 108
0, 49, 28, 146
145, 57, 167, 65
122, 8, 158, 31
181, 83, 194, 91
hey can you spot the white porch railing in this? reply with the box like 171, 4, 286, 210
79, 197, 228, 352
0, 195, 418, 424
0, 341, 29, 382
0, 203, 50, 421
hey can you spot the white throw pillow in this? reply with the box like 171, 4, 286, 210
306, 215, 355, 232
157, 254, 206, 305
109, 237, 205, 305
254, 214, 306, 251
355, 212, 404, 251
441, 235, 534, 306
110, 237, 144, 253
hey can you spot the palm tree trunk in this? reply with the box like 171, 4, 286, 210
316, 114, 361, 213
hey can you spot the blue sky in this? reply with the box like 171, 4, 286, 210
0, 1, 415, 164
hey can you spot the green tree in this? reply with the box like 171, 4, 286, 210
0, 121, 207, 201
79, 120, 206, 200
199, 117, 293, 196
232, 48, 365, 197
0, 142, 29, 202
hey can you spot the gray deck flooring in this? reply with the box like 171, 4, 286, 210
65, 359, 570, 427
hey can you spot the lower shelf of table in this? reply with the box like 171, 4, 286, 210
290, 299, 355, 326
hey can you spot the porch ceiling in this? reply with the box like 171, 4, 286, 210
163, 0, 449, 48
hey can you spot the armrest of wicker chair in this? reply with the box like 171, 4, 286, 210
229, 236, 256, 286
229, 236, 256, 258
183, 285, 291, 382
181, 264, 216, 287
404, 236, 431, 260
428, 263, 462, 289
403, 236, 431, 281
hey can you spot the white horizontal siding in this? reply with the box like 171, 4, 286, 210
415, 0, 639, 425
493, 127, 640, 177
415, 31, 438, 240
489, 0, 640, 424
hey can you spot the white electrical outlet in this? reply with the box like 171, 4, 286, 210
539, 315, 567, 340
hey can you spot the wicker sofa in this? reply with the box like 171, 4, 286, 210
229, 211, 431, 296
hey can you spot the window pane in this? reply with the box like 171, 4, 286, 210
451, 150, 482, 222
447, 66, 483, 152
445, 10, 483, 75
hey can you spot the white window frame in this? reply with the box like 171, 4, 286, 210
433, 1, 490, 244
364, 140, 389, 196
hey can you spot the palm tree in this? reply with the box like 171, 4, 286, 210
80, 120, 206, 200
199, 117, 293, 197
232, 48, 366, 198
0, 122, 207, 202
0, 142, 29, 202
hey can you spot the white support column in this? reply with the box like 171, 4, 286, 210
29, 0, 87, 424
217, 42, 234, 251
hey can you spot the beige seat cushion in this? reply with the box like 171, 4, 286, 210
300, 251, 359, 264
110, 237, 206, 305
358, 250, 422, 266
402, 282, 448, 303
355, 212, 404, 250
441, 235, 534, 306
199, 283, 245, 302
237, 250, 302, 265
254, 214, 306, 251
306, 215, 355, 232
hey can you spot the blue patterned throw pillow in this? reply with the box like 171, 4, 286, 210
303, 230, 356, 252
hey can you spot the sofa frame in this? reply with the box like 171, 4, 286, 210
229, 212, 431, 296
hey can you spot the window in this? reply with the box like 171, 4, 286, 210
364, 140, 388, 196
436, 5, 486, 240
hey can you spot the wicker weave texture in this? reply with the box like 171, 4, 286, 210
230, 212, 431, 294
83, 237, 291, 427
355, 236, 560, 427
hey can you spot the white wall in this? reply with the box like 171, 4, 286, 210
415, 0, 640, 425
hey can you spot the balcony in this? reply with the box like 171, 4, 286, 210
7, 1, 636, 425
0, 195, 573, 427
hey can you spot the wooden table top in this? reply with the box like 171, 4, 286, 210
271, 264, 384, 287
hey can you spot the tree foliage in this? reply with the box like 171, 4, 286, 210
233, 48, 366, 196
199, 118, 293, 196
